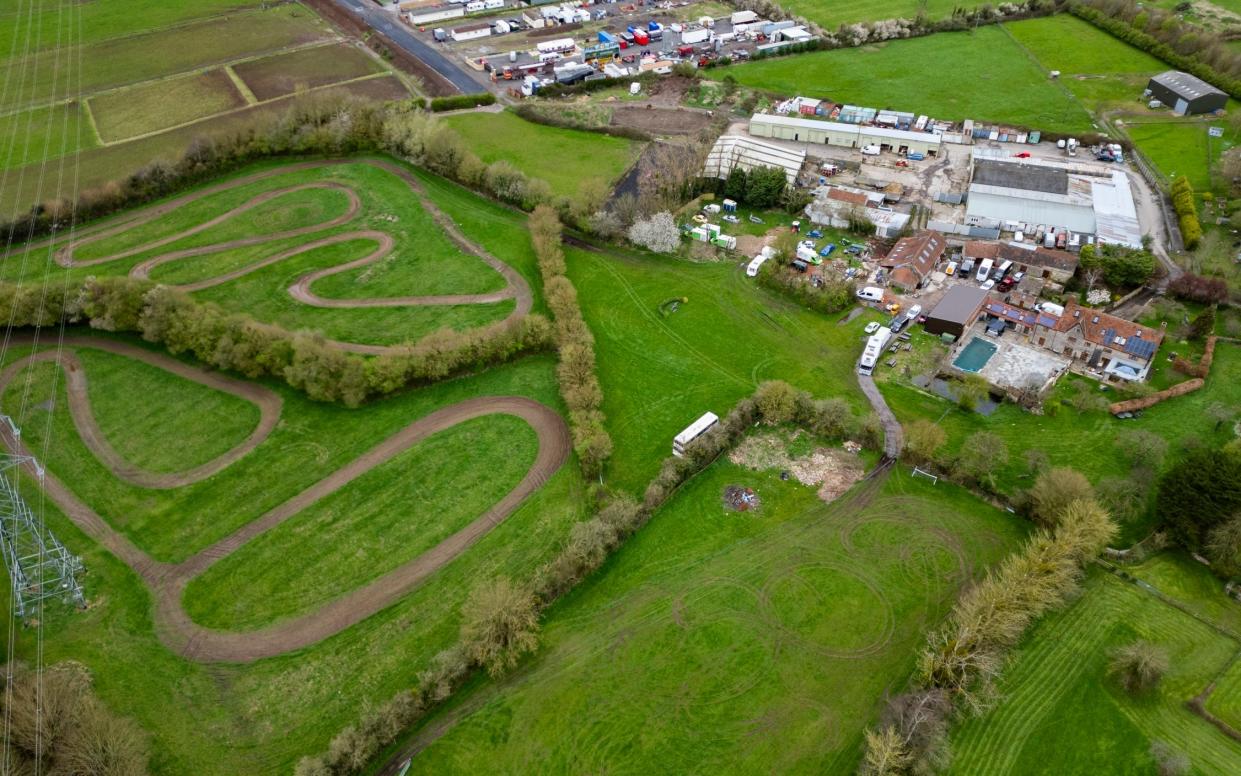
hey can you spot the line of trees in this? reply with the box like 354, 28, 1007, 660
861, 477, 1117, 774
2, 661, 149, 775
1168, 272, 1229, 305
529, 205, 614, 478
1170, 176, 1202, 250
1070, 0, 1241, 101
1, 277, 552, 406
298, 380, 879, 775
1077, 243, 1158, 288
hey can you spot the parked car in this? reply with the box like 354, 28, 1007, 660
808, 229, 823, 239
846, 245, 863, 255
864, 321, 881, 334
1012, 271, 1025, 283
889, 317, 906, 333
998, 276, 1016, 292
960, 258, 975, 274
722, 214, 740, 223
945, 261, 958, 276
981, 279, 996, 291
820, 243, 836, 257
1014, 151, 1032, 158
791, 259, 809, 273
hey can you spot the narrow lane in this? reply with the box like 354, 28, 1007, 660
332, 0, 488, 95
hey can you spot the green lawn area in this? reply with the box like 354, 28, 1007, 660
405, 466, 1025, 774
1004, 14, 1164, 112
949, 561, 1241, 775
233, 42, 386, 101
183, 414, 540, 630
1123, 119, 1240, 190
88, 69, 246, 143
0, 5, 330, 116
729, 27, 1096, 132
76, 348, 261, 474
877, 342, 1241, 543
2, 336, 584, 775
440, 110, 642, 199
2, 159, 527, 349
0, 101, 96, 171
777, 0, 985, 29
0, 0, 264, 60
566, 242, 885, 493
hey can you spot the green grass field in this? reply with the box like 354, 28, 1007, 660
76, 347, 261, 474
88, 69, 246, 143
183, 414, 540, 630
776, 0, 983, 29
1004, 14, 1164, 112
1, 334, 583, 775
949, 561, 1241, 774
1123, 119, 1239, 190
404, 465, 1024, 773
440, 111, 642, 199
1, 159, 529, 349
0, 101, 94, 170
233, 42, 386, 101
566, 242, 885, 492
730, 27, 1096, 132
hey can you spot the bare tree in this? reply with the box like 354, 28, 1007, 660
627, 212, 681, 254
460, 577, 541, 678
1108, 641, 1169, 695
1028, 467, 1094, 528
904, 420, 946, 465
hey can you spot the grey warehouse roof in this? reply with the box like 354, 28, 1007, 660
1150, 70, 1226, 101
971, 159, 1068, 195
928, 284, 990, 325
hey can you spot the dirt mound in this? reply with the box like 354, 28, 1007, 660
610, 106, 712, 136
730, 430, 865, 502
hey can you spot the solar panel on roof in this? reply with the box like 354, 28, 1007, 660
1125, 339, 1157, 358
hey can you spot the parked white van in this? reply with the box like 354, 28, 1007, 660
856, 286, 884, 302
975, 258, 994, 283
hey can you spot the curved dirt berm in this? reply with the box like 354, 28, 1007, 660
56, 159, 533, 355
0, 338, 569, 663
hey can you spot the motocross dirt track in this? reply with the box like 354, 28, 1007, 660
0, 336, 569, 662
54, 158, 532, 355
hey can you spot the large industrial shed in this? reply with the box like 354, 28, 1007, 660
924, 284, 989, 339
1147, 71, 1227, 115
749, 114, 942, 157
703, 135, 806, 185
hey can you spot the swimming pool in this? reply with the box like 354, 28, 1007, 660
953, 338, 997, 373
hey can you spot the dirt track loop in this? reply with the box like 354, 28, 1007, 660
55, 159, 533, 355
0, 336, 570, 663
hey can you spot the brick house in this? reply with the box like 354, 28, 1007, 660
881, 230, 945, 291
986, 298, 1164, 381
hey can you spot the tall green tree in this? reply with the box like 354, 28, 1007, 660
1157, 447, 1241, 549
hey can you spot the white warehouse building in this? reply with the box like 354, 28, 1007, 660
748, 113, 943, 157
964, 154, 1142, 249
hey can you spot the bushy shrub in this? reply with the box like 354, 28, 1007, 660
428, 92, 496, 112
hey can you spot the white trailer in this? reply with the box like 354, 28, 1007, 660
537, 37, 576, 54
673, 412, 720, 457
681, 27, 711, 45
858, 328, 893, 376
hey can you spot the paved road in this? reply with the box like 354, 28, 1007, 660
857, 373, 903, 461
333, 0, 487, 94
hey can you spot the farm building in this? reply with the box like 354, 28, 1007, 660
804, 186, 909, 238
961, 241, 1079, 286
703, 134, 806, 185
403, 1, 465, 24
1146, 71, 1227, 115
450, 21, 492, 41
923, 284, 989, 339
881, 230, 945, 291
964, 155, 1142, 249
748, 113, 942, 157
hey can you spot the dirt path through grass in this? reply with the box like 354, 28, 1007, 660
54, 158, 533, 354
0, 336, 570, 662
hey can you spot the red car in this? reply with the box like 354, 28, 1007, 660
1014, 151, 1032, 158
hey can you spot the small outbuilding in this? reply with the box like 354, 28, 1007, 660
1146, 71, 1227, 115
923, 284, 989, 339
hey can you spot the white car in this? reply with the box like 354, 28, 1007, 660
722, 214, 740, 223
981, 279, 996, 291
864, 321, 881, 335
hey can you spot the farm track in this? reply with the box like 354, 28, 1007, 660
54, 158, 532, 355
0, 335, 570, 663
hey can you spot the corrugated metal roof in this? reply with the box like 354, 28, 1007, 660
1150, 70, 1225, 100
972, 159, 1068, 194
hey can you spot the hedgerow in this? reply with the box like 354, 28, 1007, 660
1170, 176, 1202, 250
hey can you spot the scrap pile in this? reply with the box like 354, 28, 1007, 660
723, 485, 760, 512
